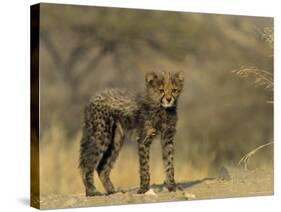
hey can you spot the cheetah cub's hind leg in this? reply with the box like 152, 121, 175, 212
97, 122, 125, 195
80, 131, 112, 196
79, 118, 113, 196
80, 132, 107, 196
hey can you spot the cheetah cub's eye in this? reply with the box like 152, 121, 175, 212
172, 89, 178, 93
159, 88, 164, 93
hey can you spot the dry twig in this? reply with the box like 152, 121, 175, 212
237, 141, 274, 170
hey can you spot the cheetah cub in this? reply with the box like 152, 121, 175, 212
79, 71, 184, 196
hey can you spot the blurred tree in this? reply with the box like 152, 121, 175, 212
38, 4, 273, 169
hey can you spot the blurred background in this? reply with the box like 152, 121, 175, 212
37, 4, 273, 195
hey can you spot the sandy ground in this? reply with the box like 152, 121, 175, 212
36, 167, 273, 209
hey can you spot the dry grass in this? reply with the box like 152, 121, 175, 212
232, 26, 273, 100
232, 26, 274, 171
237, 141, 274, 170
259, 26, 274, 49
232, 67, 273, 91
39, 124, 209, 195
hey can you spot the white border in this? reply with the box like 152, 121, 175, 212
0, 0, 279, 211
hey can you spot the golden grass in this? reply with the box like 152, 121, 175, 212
39, 125, 209, 195
237, 141, 274, 170
232, 67, 273, 91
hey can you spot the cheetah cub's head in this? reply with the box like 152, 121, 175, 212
145, 71, 184, 108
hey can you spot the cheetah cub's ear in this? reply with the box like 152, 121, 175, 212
145, 72, 158, 85
174, 71, 184, 82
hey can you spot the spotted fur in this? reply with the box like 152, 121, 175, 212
79, 71, 184, 196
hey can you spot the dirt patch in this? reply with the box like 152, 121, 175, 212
37, 167, 273, 209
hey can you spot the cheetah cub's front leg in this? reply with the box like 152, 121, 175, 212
161, 128, 177, 192
143, 127, 157, 146
137, 126, 157, 194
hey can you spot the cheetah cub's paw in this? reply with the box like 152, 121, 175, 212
163, 181, 178, 192
86, 189, 102, 197
137, 187, 150, 194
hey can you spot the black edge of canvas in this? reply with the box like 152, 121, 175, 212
31, 3, 40, 209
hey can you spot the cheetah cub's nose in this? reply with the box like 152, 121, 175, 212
166, 97, 172, 102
